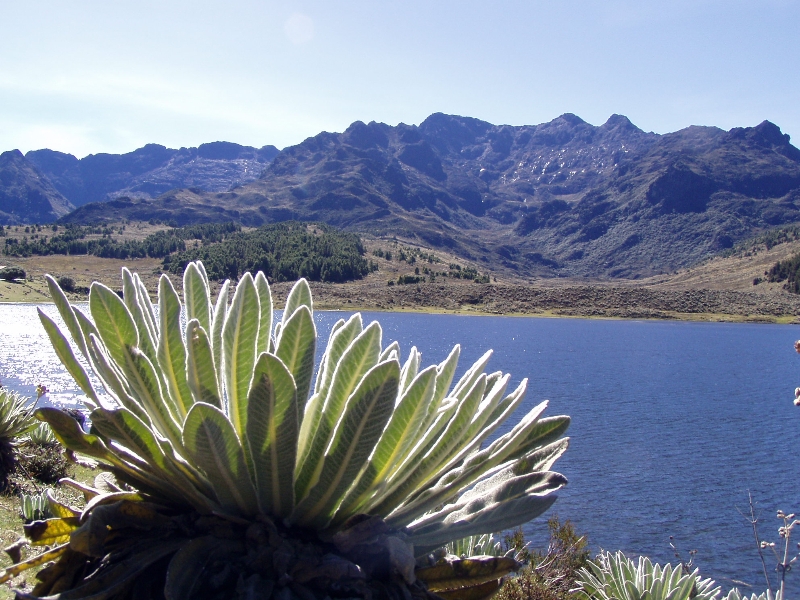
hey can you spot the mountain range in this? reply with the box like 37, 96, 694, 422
4, 113, 800, 279
0, 141, 278, 224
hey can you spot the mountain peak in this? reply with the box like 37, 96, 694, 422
601, 114, 640, 132
753, 120, 791, 145
556, 113, 586, 126
0, 150, 74, 224
343, 120, 390, 149
0, 149, 25, 162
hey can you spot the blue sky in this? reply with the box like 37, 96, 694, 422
1, 0, 797, 158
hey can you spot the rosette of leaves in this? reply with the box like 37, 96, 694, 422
1, 262, 569, 600
20, 491, 53, 523
573, 551, 720, 600
724, 590, 771, 600
28, 423, 58, 447
0, 388, 37, 489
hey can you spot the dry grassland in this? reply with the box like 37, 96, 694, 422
2, 225, 800, 322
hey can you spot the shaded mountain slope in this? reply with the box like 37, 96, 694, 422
0, 150, 74, 225
26, 142, 279, 207
60, 114, 800, 278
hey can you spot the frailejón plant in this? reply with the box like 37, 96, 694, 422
573, 551, 720, 600
19, 490, 53, 523
0, 388, 36, 489
28, 422, 57, 447
1, 262, 570, 599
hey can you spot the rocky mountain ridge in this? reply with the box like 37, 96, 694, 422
27, 141, 279, 207
12, 113, 800, 279
0, 142, 280, 224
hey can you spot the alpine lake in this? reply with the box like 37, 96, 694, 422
2, 303, 800, 596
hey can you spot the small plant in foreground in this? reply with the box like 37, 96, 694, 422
572, 550, 720, 600
742, 493, 799, 600
28, 423, 57, 447
0, 389, 37, 490
0, 261, 571, 599
19, 490, 53, 523
724, 590, 771, 600
447, 533, 503, 559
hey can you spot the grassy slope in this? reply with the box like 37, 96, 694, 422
3, 221, 800, 321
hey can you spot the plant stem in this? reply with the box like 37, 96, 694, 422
746, 491, 773, 595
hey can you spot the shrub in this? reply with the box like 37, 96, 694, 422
18, 443, 70, 484
0, 266, 25, 281
1, 261, 571, 599
56, 276, 75, 292
398, 274, 423, 284
496, 516, 589, 600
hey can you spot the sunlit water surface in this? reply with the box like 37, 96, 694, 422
2, 303, 799, 595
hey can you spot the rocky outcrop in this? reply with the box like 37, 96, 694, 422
0, 150, 74, 225
26, 142, 279, 207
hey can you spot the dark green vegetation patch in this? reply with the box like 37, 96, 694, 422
162, 221, 370, 282
3, 222, 240, 259
722, 223, 800, 258
0, 266, 25, 281
768, 252, 800, 293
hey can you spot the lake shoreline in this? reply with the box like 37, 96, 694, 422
5, 276, 800, 324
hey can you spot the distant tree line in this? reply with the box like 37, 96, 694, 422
162, 221, 371, 283
3, 222, 240, 259
722, 224, 800, 259
767, 252, 800, 293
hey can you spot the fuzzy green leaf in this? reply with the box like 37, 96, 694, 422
73, 306, 100, 352
408, 471, 567, 552
294, 320, 379, 502
90, 407, 215, 511
36, 408, 117, 464
44, 274, 89, 360
85, 334, 150, 425
393, 438, 570, 530
399, 347, 420, 394
245, 353, 298, 518
157, 275, 192, 420
122, 268, 158, 365
183, 262, 212, 333
90, 407, 170, 472
121, 345, 183, 449
183, 403, 258, 517
275, 304, 316, 410
255, 271, 273, 355
298, 314, 362, 467
89, 282, 139, 368
37, 309, 101, 408
292, 359, 400, 528
210, 280, 230, 390
282, 278, 312, 326
332, 365, 437, 524
185, 319, 221, 409
370, 374, 488, 517
222, 273, 260, 438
